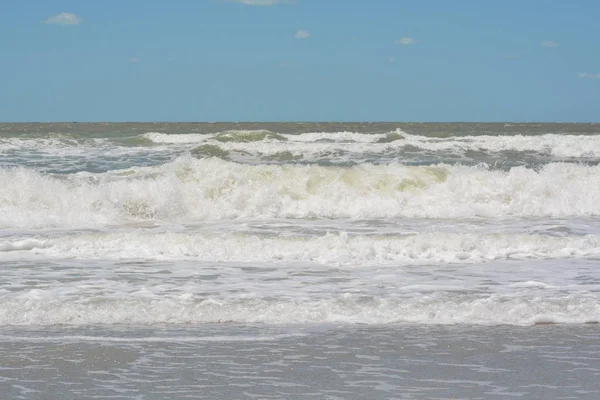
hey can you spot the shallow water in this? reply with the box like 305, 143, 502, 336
2, 324, 599, 399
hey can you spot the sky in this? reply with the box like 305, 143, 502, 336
0, 0, 599, 122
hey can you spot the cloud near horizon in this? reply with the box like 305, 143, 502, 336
44, 12, 82, 25
541, 40, 559, 48
294, 29, 310, 39
226, 0, 292, 5
396, 37, 416, 45
579, 72, 600, 79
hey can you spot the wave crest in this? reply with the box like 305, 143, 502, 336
2, 159, 600, 228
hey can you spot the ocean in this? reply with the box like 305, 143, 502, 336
1, 122, 600, 399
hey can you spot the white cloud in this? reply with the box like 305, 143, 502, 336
44, 12, 82, 25
227, 0, 291, 5
294, 29, 310, 39
388, 57, 395, 63
541, 40, 559, 48
579, 73, 600, 79
396, 37, 416, 45
128, 57, 140, 64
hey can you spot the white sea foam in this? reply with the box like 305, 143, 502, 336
0, 136, 130, 156
140, 130, 600, 158
2, 158, 600, 229
0, 239, 46, 252
281, 131, 392, 143
1, 292, 598, 326
0, 136, 180, 174
401, 132, 600, 158
6, 131, 600, 176
3, 231, 599, 264
142, 132, 209, 144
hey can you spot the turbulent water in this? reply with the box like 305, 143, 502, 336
2, 122, 600, 398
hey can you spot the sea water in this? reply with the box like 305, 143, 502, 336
1, 122, 600, 399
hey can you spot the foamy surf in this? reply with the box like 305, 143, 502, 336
141, 130, 393, 144
1, 292, 598, 326
3, 122, 600, 329
141, 129, 600, 158
2, 231, 599, 265
5, 128, 600, 174
2, 158, 600, 229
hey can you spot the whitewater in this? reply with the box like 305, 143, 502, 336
1, 122, 600, 399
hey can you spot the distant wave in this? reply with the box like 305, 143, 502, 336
140, 129, 600, 159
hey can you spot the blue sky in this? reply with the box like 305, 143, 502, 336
1, 0, 599, 122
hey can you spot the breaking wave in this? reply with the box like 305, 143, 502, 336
2, 158, 600, 228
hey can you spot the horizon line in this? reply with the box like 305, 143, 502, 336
1, 120, 598, 124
